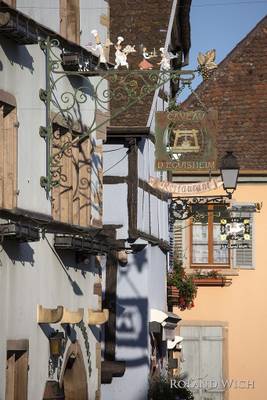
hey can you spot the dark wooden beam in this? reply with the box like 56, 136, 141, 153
104, 251, 118, 361
130, 229, 170, 253
127, 142, 138, 238
138, 178, 169, 201
106, 126, 153, 145
103, 176, 128, 184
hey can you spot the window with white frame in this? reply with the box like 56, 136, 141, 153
173, 203, 255, 270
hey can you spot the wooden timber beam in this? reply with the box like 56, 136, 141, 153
88, 309, 109, 325
37, 305, 64, 324
60, 307, 84, 324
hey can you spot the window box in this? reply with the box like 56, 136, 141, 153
192, 276, 232, 287
0, 223, 39, 242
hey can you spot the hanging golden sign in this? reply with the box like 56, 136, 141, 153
155, 109, 218, 172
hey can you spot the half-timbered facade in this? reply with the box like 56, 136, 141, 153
101, 1, 191, 399
0, 1, 115, 399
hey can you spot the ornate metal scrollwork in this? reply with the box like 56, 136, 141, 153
169, 195, 229, 222
39, 37, 197, 193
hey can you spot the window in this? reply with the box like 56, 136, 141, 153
5, 340, 29, 400
173, 203, 255, 271
190, 205, 230, 268
0, 97, 17, 210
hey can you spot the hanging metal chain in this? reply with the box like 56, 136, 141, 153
187, 81, 208, 112
77, 320, 92, 378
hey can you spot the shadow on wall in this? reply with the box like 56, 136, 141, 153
44, 236, 84, 296
3, 240, 35, 265
0, 36, 34, 72
56, 250, 100, 276
132, 250, 148, 273
120, 248, 149, 277
67, 75, 95, 97
115, 297, 149, 368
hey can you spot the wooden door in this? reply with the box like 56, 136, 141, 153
61, 343, 88, 400
180, 325, 225, 400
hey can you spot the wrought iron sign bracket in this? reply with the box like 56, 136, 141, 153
39, 36, 198, 194
169, 195, 230, 222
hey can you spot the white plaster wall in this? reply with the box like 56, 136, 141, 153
137, 188, 150, 234
0, 7, 108, 398
102, 246, 150, 400
0, 37, 104, 220
16, 0, 60, 33
103, 145, 128, 176
103, 184, 128, 238
138, 137, 167, 181
102, 243, 167, 400
80, 0, 109, 50
148, 246, 167, 312
0, 235, 101, 400
0, 38, 49, 213
137, 188, 169, 241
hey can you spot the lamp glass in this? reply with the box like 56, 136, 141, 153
221, 169, 239, 190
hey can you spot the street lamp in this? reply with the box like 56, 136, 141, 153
169, 151, 240, 221
220, 151, 240, 199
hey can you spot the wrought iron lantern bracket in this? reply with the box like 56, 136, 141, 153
39, 37, 197, 194
169, 195, 230, 222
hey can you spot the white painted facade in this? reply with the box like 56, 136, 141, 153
0, 1, 109, 399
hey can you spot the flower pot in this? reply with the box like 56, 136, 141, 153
167, 285, 179, 306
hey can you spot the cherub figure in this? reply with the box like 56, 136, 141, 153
114, 36, 136, 69
86, 29, 112, 69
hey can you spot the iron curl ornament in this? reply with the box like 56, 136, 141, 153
169, 196, 230, 223
39, 37, 197, 194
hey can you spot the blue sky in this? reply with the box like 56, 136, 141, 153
180, 0, 267, 97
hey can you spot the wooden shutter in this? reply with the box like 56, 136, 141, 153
79, 138, 91, 227
52, 128, 94, 227
60, 0, 80, 44
5, 341, 29, 400
0, 104, 17, 209
5, 354, 16, 400
180, 326, 225, 400
173, 220, 184, 263
232, 206, 254, 269
14, 352, 28, 400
